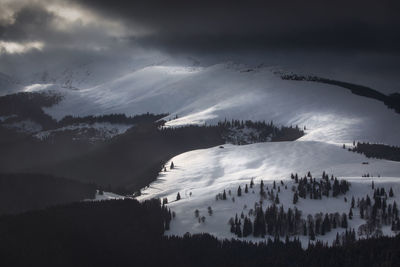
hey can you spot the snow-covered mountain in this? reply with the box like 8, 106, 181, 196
36, 62, 400, 146
5, 59, 400, 245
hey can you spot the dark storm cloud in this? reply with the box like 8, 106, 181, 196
0, 4, 55, 42
0, 0, 399, 91
75, 0, 400, 53
0, 0, 130, 53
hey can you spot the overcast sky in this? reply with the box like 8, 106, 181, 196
0, 0, 399, 82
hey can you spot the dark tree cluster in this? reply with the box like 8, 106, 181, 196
217, 119, 304, 144
280, 73, 400, 114
162, 203, 173, 230
350, 142, 400, 162
332, 229, 357, 246
292, 171, 350, 200
230, 203, 349, 240
357, 190, 400, 236
1, 198, 400, 266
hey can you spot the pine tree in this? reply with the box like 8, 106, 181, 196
236, 223, 242, 237
309, 224, 315, 241
389, 187, 394, 197
230, 223, 235, 233
245, 184, 249, 193
332, 178, 340, 197
237, 186, 242, 197
176, 192, 181, 201
333, 232, 341, 246
250, 178, 254, 188
223, 190, 227, 200
243, 217, 253, 237
293, 191, 299, 204
391, 220, 397, 232
349, 208, 353, 220
393, 201, 399, 219
194, 209, 199, 218
208, 206, 213, 216
260, 180, 265, 196
366, 195, 371, 206
170, 161, 175, 169
275, 194, 280, 204
323, 214, 331, 233
253, 208, 266, 237
341, 213, 348, 228
351, 196, 355, 208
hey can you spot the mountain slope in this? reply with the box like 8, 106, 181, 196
138, 141, 400, 245
42, 63, 400, 146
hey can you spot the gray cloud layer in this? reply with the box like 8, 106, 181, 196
75, 0, 400, 52
0, 0, 399, 91
1, 0, 399, 53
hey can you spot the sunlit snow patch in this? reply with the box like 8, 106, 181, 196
23, 83, 54, 92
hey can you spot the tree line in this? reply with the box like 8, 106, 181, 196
230, 204, 352, 241
350, 142, 400, 162
218, 119, 304, 144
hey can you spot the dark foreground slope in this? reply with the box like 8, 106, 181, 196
0, 123, 225, 194
0, 92, 303, 195
0, 173, 96, 215
38, 124, 226, 193
0, 199, 399, 267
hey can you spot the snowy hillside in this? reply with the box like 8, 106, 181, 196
37, 62, 400, 146
137, 141, 400, 245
